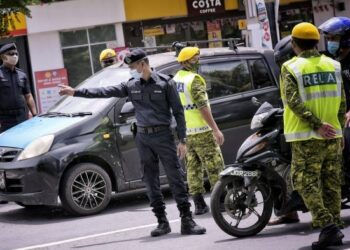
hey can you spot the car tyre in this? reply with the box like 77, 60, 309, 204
60, 163, 112, 216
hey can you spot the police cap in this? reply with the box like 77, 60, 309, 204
124, 48, 147, 65
0, 43, 17, 55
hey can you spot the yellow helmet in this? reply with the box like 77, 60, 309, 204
99, 48, 116, 62
292, 22, 320, 40
177, 47, 200, 62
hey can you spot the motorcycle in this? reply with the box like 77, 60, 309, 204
210, 97, 350, 238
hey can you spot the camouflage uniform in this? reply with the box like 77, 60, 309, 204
185, 76, 224, 195
281, 50, 346, 228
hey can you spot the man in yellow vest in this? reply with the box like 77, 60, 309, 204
174, 47, 224, 215
280, 22, 346, 249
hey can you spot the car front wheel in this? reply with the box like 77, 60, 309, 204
60, 163, 112, 216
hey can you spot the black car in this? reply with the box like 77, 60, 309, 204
0, 46, 280, 215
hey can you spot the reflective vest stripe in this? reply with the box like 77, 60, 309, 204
182, 74, 195, 106
284, 129, 343, 141
187, 126, 211, 134
288, 60, 306, 102
305, 90, 340, 100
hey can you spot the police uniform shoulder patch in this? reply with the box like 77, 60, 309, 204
157, 72, 171, 82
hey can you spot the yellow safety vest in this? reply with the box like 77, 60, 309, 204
281, 55, 343, 142
173, 70, 211, 135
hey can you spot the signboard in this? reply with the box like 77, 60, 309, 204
187, 0, 225, 16
7, 13, 27, 36
255, 0, 273, 49
238, 19, 247, 30
35, 68, 68, 113
143, 26, 165, 36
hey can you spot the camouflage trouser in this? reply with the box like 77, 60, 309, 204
291, 138, 343, 228
185, 131, 224, 195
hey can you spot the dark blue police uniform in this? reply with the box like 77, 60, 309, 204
0, 43, 30, 133
74, 58, 191, 217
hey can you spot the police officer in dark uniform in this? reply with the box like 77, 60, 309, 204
59, 48, 206, 237
0, 43, 38, 133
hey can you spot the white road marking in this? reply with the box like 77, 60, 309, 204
15, 219, 180, 250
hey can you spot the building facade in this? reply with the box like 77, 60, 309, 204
1, 0, 348, 112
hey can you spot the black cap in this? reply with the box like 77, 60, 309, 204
0, 43, 17, 55
124, 48, 147, 65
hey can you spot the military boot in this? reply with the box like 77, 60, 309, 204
150, 215, 171, 237
311, 223, 344, 250
180, 209, 206, 235
193, 194, 209, 215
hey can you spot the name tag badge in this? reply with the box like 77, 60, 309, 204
131, 90, 141, 94
154, 90, 162, 94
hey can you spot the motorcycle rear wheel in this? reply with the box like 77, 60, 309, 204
210, 177, 273, 237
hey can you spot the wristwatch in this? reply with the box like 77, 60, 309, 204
180, 138, 187, 144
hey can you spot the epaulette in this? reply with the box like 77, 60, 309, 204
157, 72, 171, 82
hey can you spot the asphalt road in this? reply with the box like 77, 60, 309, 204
0, 192, 350, 250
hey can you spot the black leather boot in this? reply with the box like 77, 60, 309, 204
193, 194, 209, 215
151, 215, 171, 237
180, 209, 206, 235
311, 223, 344, 250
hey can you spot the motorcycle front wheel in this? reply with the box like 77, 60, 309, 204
210, 176, 273, 237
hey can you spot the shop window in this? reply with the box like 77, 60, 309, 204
200, 60, 251, 99
60, 24, 117, 87
249, 59, 274, 89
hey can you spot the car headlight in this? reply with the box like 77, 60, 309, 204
17, 135, 55, 161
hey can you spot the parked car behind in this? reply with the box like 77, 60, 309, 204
0, 46, 281, 215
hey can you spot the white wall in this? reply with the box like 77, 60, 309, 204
28, 31, 63, 73
26, 0, 125, 34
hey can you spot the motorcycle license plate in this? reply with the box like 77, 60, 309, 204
220, 166, 258, 177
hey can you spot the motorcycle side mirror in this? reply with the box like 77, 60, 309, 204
251, 97, 261, 106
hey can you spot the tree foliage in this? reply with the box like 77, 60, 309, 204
0, 0, 55, 37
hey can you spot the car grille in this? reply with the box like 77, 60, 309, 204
0, 147, 22, 162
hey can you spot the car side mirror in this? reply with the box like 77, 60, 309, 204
120, 102, 135, 119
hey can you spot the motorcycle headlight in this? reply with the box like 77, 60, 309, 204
250, 112, 268, 130
17, 135, 55, 161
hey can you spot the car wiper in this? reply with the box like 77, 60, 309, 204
39, 112, 92, 117
39, 112, 71, 117
70, 112, 93, 117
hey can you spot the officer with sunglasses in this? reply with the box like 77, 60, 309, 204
0, 43, 37, 133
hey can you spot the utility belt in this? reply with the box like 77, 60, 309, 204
137, 125, 169, 134
0, 108, 24, 116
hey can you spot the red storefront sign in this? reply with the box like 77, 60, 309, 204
35, 68, 68, 113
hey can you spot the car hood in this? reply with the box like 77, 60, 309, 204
0, 116, 86, 149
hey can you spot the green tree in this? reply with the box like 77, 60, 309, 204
0, 0, 55, 37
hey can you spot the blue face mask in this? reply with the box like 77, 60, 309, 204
130, 69, 142, 80
327, 41, 340, 56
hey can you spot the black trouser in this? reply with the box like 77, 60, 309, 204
135, 128, 191, 216
0, 112, 27, 133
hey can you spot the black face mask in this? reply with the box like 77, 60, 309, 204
185, 61, 200, 72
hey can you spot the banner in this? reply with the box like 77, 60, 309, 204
255, 0, 273, 49
35, 68, 68, 113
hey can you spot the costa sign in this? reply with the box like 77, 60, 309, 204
187, 0, 225, 16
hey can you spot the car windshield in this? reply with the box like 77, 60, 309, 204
49, 64, 130, 114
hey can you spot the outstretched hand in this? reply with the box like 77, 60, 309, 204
58, 84, 75, 96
